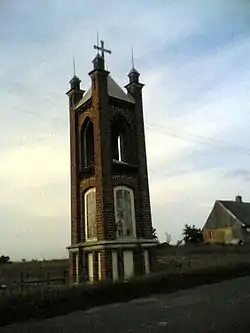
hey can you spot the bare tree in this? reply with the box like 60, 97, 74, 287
165, 232, 171, 244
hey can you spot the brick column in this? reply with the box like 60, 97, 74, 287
78, 248, 87, 283
69, 252, 77, 284
117, 249, 124, 279
100, 249, 113, 280
93, 252, 99, 282
148, 248, 156, 272
125, 80, 154, 240
133, 248, 144, 276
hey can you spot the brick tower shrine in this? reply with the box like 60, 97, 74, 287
66, 41, 157, 283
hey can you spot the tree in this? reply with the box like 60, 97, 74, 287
0, 255, 12, 265
182, 224, 203, 244
176, 239, 184, 246
152, 227, 159, 242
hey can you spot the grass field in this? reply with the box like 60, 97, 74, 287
1, 244, 250, 325
0, 259, 69, 287
1, 243, 250, 289
154, 243, 250, 273
1, 261, 250, 327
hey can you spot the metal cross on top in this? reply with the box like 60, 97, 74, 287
94, 39, 112, 59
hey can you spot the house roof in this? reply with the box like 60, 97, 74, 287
218, 200, 250, 226
75, 75, 135, 109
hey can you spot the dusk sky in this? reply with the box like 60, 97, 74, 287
1, 0, 250, 260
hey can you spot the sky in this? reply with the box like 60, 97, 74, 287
1, 0, 250, 260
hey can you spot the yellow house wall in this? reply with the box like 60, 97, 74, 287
203, 227, 233, 244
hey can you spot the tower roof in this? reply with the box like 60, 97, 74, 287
128, 67, 140, 76
127, 67, 140, 84
75, 75, 135, 109
70, 74, 81, 84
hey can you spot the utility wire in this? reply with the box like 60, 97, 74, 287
4, 104, 250, 157
146, 123, 250, 179
146, 123, 250, 156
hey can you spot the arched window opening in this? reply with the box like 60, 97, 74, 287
114, 186, 136, 239
111, 115, 128, 163
84, 188, 97, 241
117, 135, 122, 161
81, 118, 94, 169
85, 121, 94, 167
112, 127, 124, 162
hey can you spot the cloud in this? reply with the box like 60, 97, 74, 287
0, 205, 69, 261
224, 169, 250, 182
1, 0, 250, 259
150, 165, 250, 243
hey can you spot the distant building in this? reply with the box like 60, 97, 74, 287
202, 195, 250, 244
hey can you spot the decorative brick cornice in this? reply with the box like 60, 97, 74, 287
75, 100, 93, 116
78, 110, 94, 129
67, 238, 158, 251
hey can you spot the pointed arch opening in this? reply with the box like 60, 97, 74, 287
111, 114, 130, 163
117, 135, 122, 161
80, 117, 94, 169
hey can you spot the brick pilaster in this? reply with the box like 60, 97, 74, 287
133, 248, 144, 276
93, 252, 99, 282
100, 249, 113, 280
69, 252, 76, 284
117, 249, 124, 279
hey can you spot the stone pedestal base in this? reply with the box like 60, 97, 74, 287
68, 239, 157, 284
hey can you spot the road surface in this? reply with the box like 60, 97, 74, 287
1, 276, 250, 332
